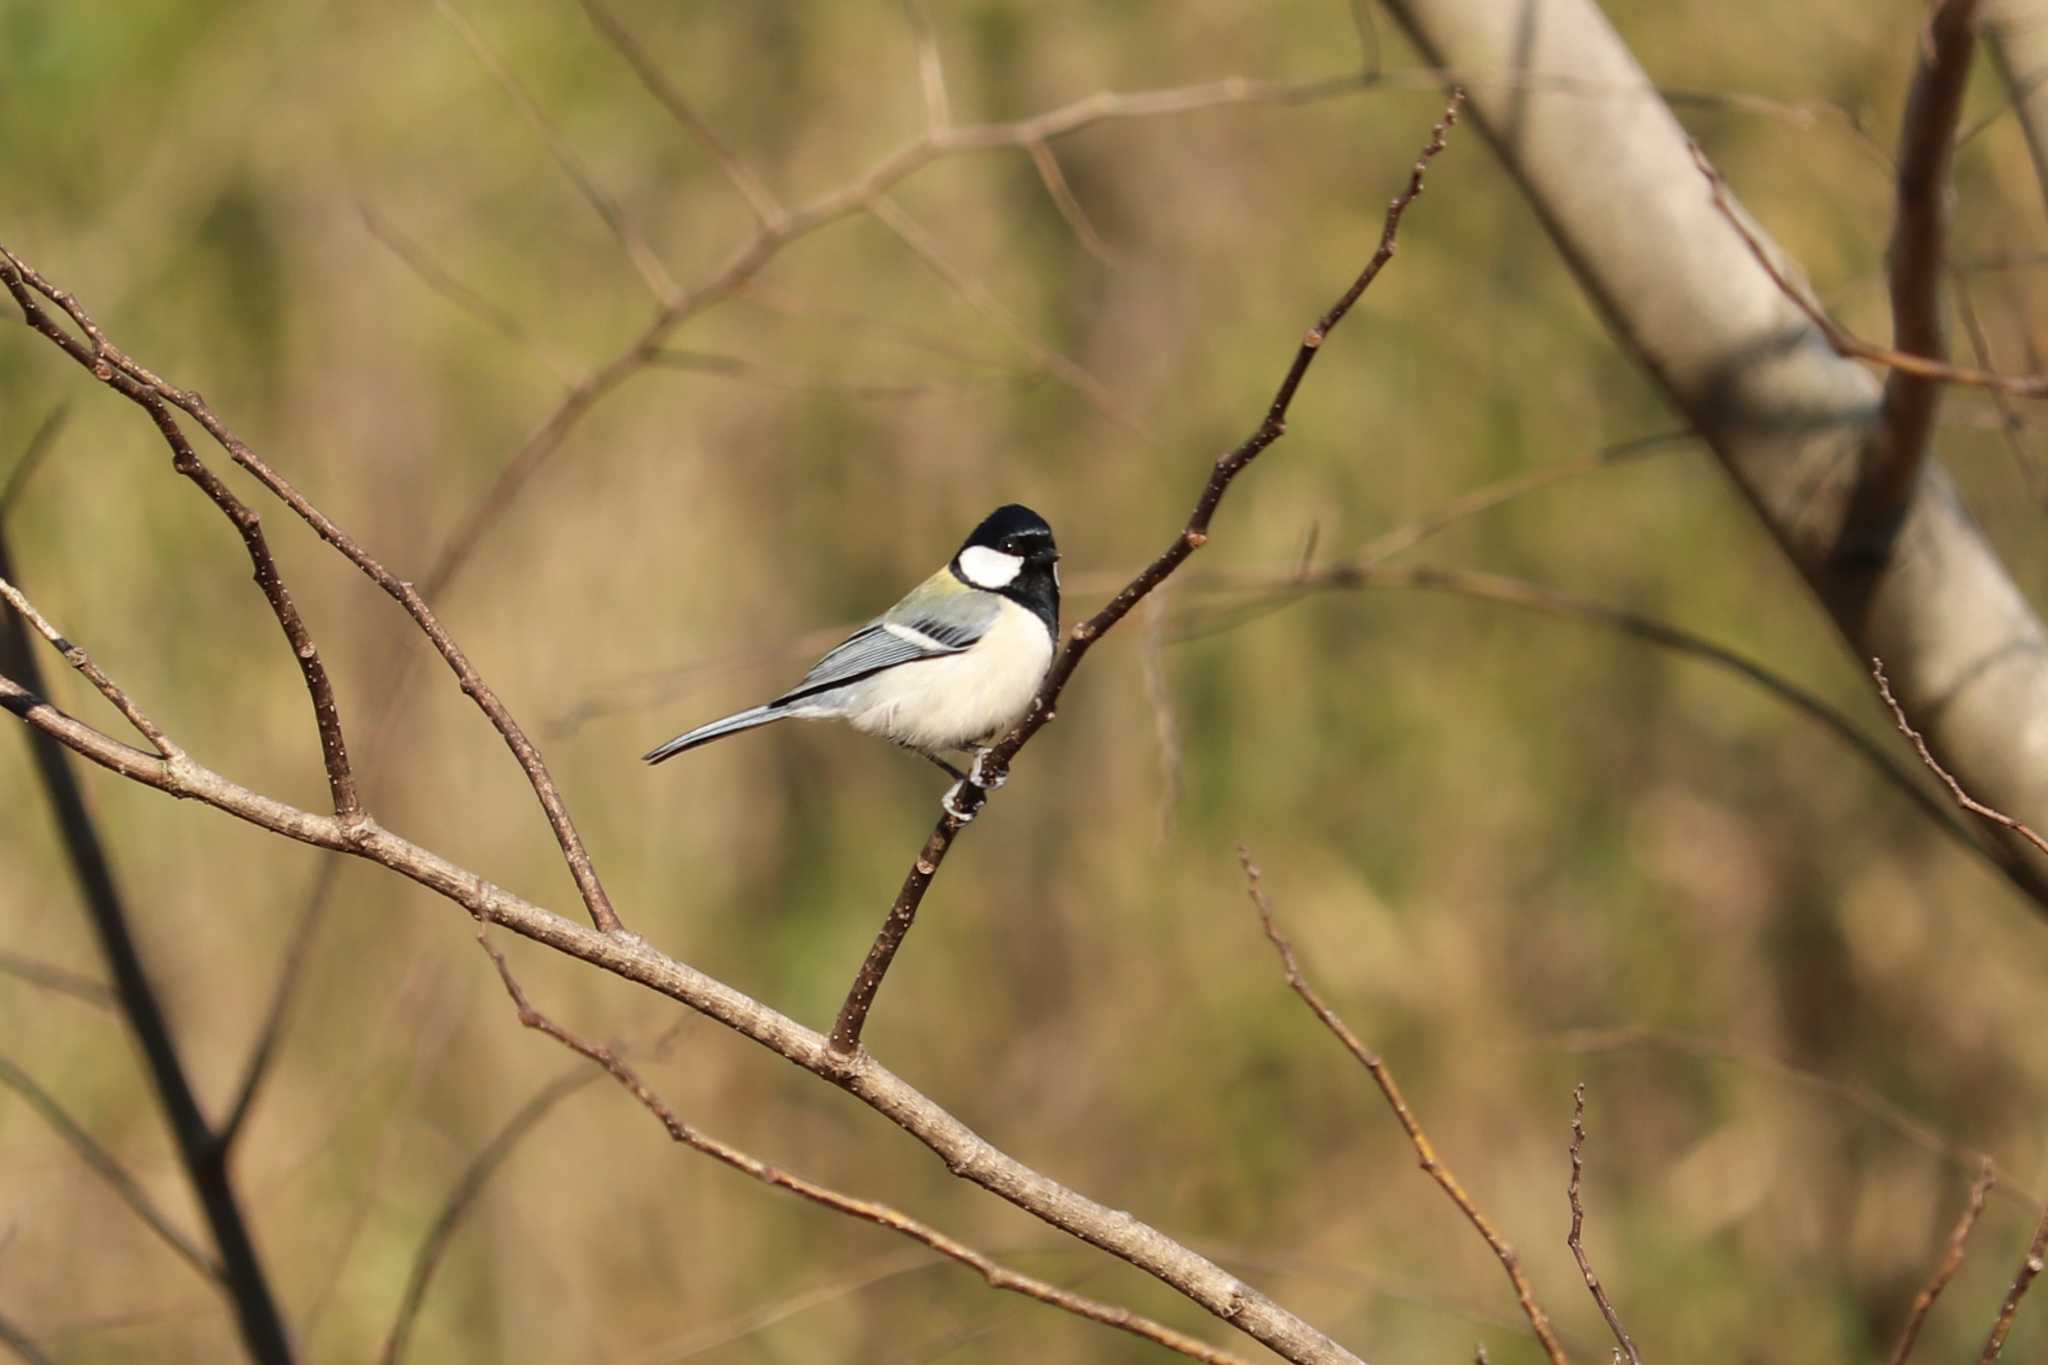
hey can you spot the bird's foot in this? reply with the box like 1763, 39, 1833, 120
968, 748, 1007, 791
941, 780, 978, 823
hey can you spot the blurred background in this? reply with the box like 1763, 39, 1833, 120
6, 1, 2048, 1361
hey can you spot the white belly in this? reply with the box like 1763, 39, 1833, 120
828, 601, 1053, 753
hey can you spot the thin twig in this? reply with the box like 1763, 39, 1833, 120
1873, 657, 2048, 858
378, 1065, 602, 1365
1568, 1086, 1642, 1365
1890, 1159, 1995, 1365
827, 89, 1465, 1055
866, 193, 1152, 441
1026, 139, 1120, 267
0, 243, 623, 935
575, 0, 786, 228
1239, 848, 1567, 1365
0, 250, 358, 818
0, 575, 173, 756
217, 856, 347, 1150
475, 929, 1258, 1365
0, 404, 68, 521
1691, 139, 2048, 399
434, 0, 680, 305
0, 1053, 222, 1285
1979, 1200, 2048, 1361
0, 952, 115, 1010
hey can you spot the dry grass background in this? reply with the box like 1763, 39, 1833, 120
6, 1, 2048, 1361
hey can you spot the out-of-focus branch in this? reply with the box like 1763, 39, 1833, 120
0, 1309, 56, 1365
1890, 1159, 1995, 1365
434, 0, 680, 306
1567, 1086, 1642, 1365
476, 933, 1258, 1365
826, 91, 1464, 1056
1985, 0, 2048, 220
1690, 143, 2048, 401
0, 952, 113, 1010
0, 404, 67, 519
0, 244, 624, 937
1183, 562, 2020, 891
378, 1066, 601, 1365
574, 0, 785, 228
0, 1053, 221, 1285
1868, 0, 1983, 533
1979, 1200, 2048, 1361
0, 550, 296, 1365
1381, 0, 2048, 900
1239, 848, 1568, 1365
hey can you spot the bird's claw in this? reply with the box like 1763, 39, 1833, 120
941, 780, 978, 823
968, 749, 1006, 791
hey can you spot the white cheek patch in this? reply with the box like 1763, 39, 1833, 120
958, 545, 1023, 589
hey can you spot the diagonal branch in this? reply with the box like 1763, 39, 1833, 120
476, 931, 1258, 1365
0, 244, 623, 936
827, 90, 1465, 1055
0, 1052, 222, 1285
1890, 1159, 1995, 1365
1568, 1085, 1643, 1365
1979, 1199, 2048, 1361
378, 1065, 602, 1365
1866, 0, 1984, 537
0, 567, 296, 1365
1239, 848, 1567, 1365
0, 663, 1361, 1365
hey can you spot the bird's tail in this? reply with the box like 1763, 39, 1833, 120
642, 704, 786, 765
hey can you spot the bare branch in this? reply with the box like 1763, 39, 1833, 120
829, 89, 1465, 1054
0, 404, 68, 521
1026, 139, 1121, 267
0, 574, 174, 756
903, 0, 951, 131
0, 523, 296, 1365
0, 249, 357, 818
0, 952, 114, 1010
0, 1053, 222, 1285
575, 0, 786, 228
1890, 1159, 1995, 1365
1239, 848, 1567, 1365
476, 931, 1260, 1365
379, 1066, 602, 1365
0, 244, 624, 935
866, 193, 1153, 442
1568, 1086, 1643, 1365
0, 665, 1359, 1365
1691, 140, 2048, 400
218, 857, 346, 1150
1874, 657, 2048, 858
433, 0, 680, 306
0, 1308, 57, 1365
1980, 1200, 2048, 1361
1867, 0, 1983, 534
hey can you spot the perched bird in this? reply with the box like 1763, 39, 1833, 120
643, 504, 1060, 818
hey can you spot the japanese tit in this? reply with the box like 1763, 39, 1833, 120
643, 504, 1060, 818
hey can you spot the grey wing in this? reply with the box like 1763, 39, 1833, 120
773, 596, 998, 707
